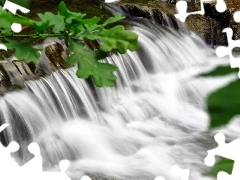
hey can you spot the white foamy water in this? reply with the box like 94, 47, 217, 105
0, 22, 238, 180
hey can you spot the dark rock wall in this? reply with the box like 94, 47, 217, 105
0, 41, 69, 94
1, 0, 240, 93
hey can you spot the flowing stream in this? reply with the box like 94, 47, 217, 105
0, 20, 239, 180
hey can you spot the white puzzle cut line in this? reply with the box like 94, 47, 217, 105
215, 28, 240, 77
0, 122, 191, 180
154, 177, 166, 180
81, 175, 92, 180
0, 1, 30, 53
175, 0, 227, 22
2, 0, 30, 33
154, 165, 190, 180
205, 133, 240, 180
3, 0, 30, 14
171, 165, 190, 180
175, 0, 240, 78
105, 0, 120, 3
1, 0, 240, 179
0, 123, 76, 180
0, 44, 7, 51
234, 11, 240, 23
215, 0, 227, 12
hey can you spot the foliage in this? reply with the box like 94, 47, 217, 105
0, 0, 34, 9
67, 39, 117, 87
205, 158, 234, 177
0, 1, 139, 87
199, 65, 238, 77
200, 65, 240, 128
200, 65, 239, 178
207, 79, 240, 128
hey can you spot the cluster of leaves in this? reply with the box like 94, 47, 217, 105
0, 1, 139, 87
199, 65, 240, 129
0, 0, 31, 8
199, 65, 240, 177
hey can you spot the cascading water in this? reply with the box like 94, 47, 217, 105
0, 20, 239, 180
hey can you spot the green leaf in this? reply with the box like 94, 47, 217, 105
0, 28, 12, 35
0, 9, 32, 30
199, 66, 239, 77
38, 12, 65, 33
65, 16, 100, 32
58, 1, 85, 22
0, 0, 5, 5
67, 39, 117, 87
102, 14, 125, 26
99, 25, 139, 53
206, 158, 234, 177
83, 25, 139, 54
32, 20, 51, 33
5, 40, 41, 64
8, 0, 31, 9
81, 16, 100, 26
208, 79, 240, 128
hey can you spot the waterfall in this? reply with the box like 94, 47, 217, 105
0, 20, 238, 180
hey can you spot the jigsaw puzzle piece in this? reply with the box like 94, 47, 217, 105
40, 160, 71, 180
205, 133, 240, 163
154, 165, 189, 180
81, 175, 92, 180
21, 142, 43, 173
234, 11, 240, 23
215, 0, 227, 13
0, 44, 7, 51
171, 165, 190, 180
217, 171, 233, 180
0, 141, 21, 178
175, 0, 205, 22
215, 46, 228, 58
175, 1, 188, 22
215, 28, 240, 77
0, 123, 9, 132
154, 176, 165, 180
3, 0, 30, 14
2, 0, 30, 33
59, 160, 71, 173
175, 0, 227, 22
205, 133, 240, 179
105, 0, 120, 2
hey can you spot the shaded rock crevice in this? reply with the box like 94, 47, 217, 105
0, 40, 70, 94
1, 0, 240, 93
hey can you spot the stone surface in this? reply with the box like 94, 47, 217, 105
2, 0, 240, 93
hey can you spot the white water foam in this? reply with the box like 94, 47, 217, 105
0, 22, 238, 180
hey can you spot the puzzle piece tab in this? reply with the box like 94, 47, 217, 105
2, 0, 30, 33
154, 165, 190, 180
175, 0, 227, 22
0, 123, 74, 180
215, 27, 240, 77
205, 133, 240, 180
0, 0, 30, 51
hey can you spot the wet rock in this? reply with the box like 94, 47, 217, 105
122, 4, 152, 19
0, 61, 25, 88
204, 3, 231, 28
0, 63, 12, 91
120, 1, 237, 46
45, 42, 70, 70
121, 4, 179, 30
12, 60, 36, 80
0, 40, 70, 94
152, 9, 169, 25
186, 13, 227, 45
